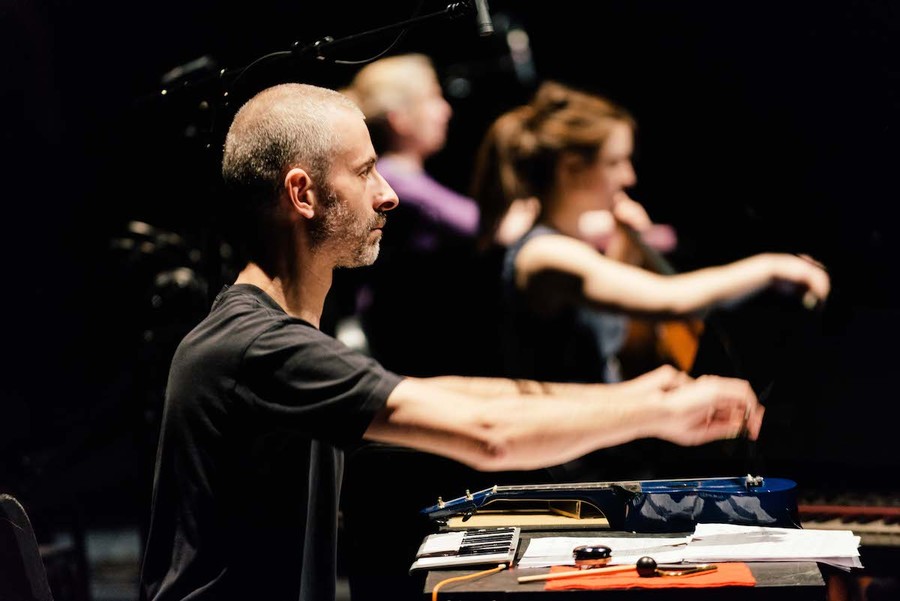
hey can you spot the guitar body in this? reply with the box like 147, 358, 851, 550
656, 318, 705, 372
620, 318, 705, 377
613, 221, 706, 378
421, 476, 800, 533
622, 476, 799, 532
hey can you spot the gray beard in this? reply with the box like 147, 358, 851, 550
310, 183, 382, 268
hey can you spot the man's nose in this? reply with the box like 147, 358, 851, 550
374, 170, 399, 212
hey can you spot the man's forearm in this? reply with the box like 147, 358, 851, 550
415, 375, 613, 399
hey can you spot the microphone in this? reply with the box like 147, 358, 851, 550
472, 0, 494, 36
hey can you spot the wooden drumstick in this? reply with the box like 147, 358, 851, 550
517, 564, 635, 583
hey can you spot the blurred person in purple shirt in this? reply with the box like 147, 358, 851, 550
337, 54, 537, 376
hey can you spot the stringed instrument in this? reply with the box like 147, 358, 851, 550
421, 475, 800, 533
615, 220, 706, 376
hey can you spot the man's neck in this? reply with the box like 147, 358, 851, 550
234, 262, 330, 328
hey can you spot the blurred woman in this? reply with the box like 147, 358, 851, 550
471, 81, 829, 384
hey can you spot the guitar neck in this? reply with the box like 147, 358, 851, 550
618, 221, 677, 275
493, 476, 744, 495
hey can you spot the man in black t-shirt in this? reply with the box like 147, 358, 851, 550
140, 83, 766, 601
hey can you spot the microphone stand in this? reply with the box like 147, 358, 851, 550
291, 1, 474, 62
145, 0, 479, 153
148, 1, 477, 109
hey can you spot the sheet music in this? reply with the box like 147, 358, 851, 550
517, 524, 862, 571
517, 535, 691, 569
682, 523, 863, 570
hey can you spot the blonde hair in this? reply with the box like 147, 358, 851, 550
341, 53, 440, 151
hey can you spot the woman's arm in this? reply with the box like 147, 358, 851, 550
515, 234, 829, 317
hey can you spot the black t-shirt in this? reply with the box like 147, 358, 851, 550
140, 284, 403, 601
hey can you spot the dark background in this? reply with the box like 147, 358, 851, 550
3, 0, 899, 538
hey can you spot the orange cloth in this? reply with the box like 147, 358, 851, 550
545, 562, 756, 590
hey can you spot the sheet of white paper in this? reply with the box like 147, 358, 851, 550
682, 523, 862, 570
517, 535, 691, 569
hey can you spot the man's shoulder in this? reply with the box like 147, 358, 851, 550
202, 285, 327, 341
172, 285, 320, 363
211, 283, 276, 312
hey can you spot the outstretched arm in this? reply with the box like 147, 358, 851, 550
420, 364, 688, 400
363, 373, 762, 472
515, 234, 830, 317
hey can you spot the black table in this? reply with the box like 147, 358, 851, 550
423, 530, 827, 600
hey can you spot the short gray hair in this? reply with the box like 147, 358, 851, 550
222, 83, 362, 208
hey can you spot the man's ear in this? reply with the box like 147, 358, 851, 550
284, 167, 315, 219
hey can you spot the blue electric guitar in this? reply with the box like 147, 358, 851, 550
421, 475, 800, 532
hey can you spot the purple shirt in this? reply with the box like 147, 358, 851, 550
377, 156, 479, 252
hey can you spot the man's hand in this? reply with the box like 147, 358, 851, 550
656, 375, 764, 446
616, 365, 691, 397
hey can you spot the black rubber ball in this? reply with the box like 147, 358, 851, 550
636, 556, 658, 577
